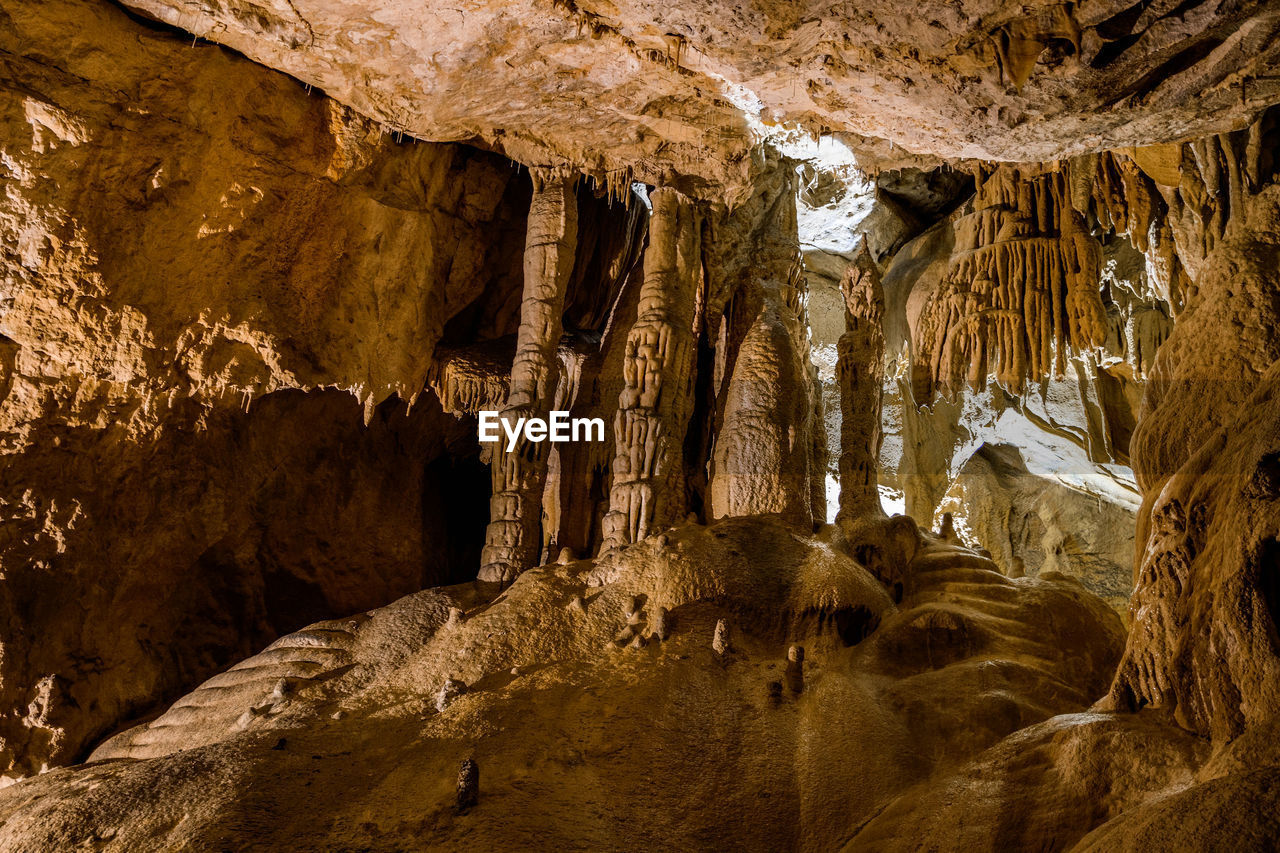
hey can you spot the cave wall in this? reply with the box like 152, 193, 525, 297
0, 0, 835, 780
1107, 123, 1280, 740
0, 0, 534, 778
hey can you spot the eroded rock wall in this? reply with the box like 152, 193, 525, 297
0, 0, 530, 778
1107, 121, 1280, 740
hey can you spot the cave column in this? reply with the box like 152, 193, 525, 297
706, 160, 822, 527
837, 240, 887, 521
478, 169, 579, 583
707, 278, 820, 527
600, 187, 702, 551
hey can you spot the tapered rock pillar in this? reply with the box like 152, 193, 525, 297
478, 171, 578, 583
708, 279, 818, 527
600, 187, 702, 551
837, 240, 886, 521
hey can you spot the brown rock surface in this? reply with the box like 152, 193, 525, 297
0, 0, 533, 778
4, 0, 1280, 848
115, 0, 1280, 195
0, 516, 1124, 850
1104, 122, 1280, 742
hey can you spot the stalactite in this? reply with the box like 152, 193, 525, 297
600, 186, 702, 551
912, 165, 1108, 401
426, 343, 510, 415
478, 170, 579, 583
837, 239, 886, 520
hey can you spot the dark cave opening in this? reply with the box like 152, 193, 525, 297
422, 449, 492, 586
1258, 537, 1280, 652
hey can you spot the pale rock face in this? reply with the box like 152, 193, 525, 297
935, 443, 1138, 616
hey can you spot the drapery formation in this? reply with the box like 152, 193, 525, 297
912, 164, 1109, 400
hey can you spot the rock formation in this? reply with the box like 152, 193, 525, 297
111, 0, 1280, 189
2, 0, 1280, 850
479, 171, 579, 583
836, 240, 887, 520
601, 187, 703, 550
911, 163, 1110, 400
709, 164, 825, 527
1105, 115, 1280, 741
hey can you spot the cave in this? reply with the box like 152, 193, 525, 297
1, 0, 1280, 850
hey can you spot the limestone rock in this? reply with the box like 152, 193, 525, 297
935, 443, 1138, 617
115, 0, 1280, 197
435, 680, 469, 714
0, 516, 1123, 850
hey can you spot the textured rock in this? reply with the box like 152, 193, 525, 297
0, 516, 1123, 851
601, 186, 703, 549
0, 0, 525, 780
935, 443, 1138, 616
116, 0, 1280, 196
479, 171, 580, 583
1104, 118, 1280, 742
5, 0, 1280, 848
847, 711, 1209, 851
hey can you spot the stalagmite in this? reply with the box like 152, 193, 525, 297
479, 170, 580, 583
600, 187, 702, 551
709, 275, 821, 526
712, 618, 731, 656
456, 758, 479, 812
436, 679, 468, 713
650, 606, 670, 641
708, 162, 825, 527
837, 240, 887, 520
785, 645, 804, 694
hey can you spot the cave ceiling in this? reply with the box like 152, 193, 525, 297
118, 0, 1280, 202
